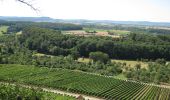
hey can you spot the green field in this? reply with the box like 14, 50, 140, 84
0, 64, 169, 100
0, 26, 8, 35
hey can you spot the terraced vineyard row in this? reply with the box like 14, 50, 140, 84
0, 64, 169, 100
0, 83, 76, 100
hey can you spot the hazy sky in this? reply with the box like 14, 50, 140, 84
0, 0, 170, 22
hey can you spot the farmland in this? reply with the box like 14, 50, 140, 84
0, 64, 169, 100
83, 28, 130, 33
62, 29, 125, 38
108, 30, 130, 35
0, 83, 76, 100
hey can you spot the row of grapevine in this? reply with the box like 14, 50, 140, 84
0, 64, 169, 100
0, 83, 76, 100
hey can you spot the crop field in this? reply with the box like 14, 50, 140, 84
84, 28, 130, 34
108, 30, 130, 35
0, 26, 8, 35
63, 29, 123, 38
0, 83, 76, 100
0, 64, 169, 100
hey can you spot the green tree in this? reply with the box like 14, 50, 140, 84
89, 51, 110, 64
155, 59, 166, 65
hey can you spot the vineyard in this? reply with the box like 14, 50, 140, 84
0, 83, 76, 100
0, 64, 169, 100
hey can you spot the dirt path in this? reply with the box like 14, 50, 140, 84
42, 88, 104, 100
0, 82, 104, 100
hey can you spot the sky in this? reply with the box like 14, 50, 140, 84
0, 0, 170, 22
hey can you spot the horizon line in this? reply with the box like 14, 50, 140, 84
1, 16, 170, 23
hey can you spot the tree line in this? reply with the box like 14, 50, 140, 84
0, 20, 83, 33
17, 27, 170, 60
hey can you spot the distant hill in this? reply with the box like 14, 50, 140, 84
1, 16, 170, 27
0, 16, 56, 22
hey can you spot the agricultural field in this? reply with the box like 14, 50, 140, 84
62, 28, 128, 38
108, 30, 130, 35
62, 30, 90, 36
0, 83, 76, 100
84, 28, 130, 34
0, 64, 169, 100
0, 26, 8, 36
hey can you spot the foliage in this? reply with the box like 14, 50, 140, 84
2, 26, 170, 61
89, 51, 110, 64
124, 59, 170, 83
